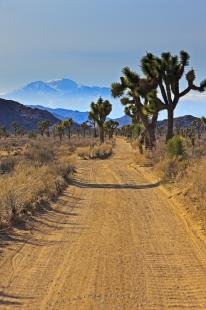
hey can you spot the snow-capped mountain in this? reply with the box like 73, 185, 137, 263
4, 78, 116, 113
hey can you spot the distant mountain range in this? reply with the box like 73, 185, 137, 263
0, 98, 59, 131
0, 96, 200, 132
4, 78, 113, 112
113, 114, 199, 128
27, 105, 200, 128
29, 104, 130, 125
157, 115, 199, 128
29, 105, 89, 123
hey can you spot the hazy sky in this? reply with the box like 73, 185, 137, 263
0, 0, 206, 116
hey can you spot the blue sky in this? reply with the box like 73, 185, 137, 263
0, 0, 206, 117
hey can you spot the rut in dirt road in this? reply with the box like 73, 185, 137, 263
0, 139, 206, 309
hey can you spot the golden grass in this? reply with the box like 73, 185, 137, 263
78, 140, 114, 160
0, 135, 94, 227
132, 133, 206, 231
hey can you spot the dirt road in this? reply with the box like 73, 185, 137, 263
0, 139, 206, 309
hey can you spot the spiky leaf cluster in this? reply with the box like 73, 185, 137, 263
89, 97, 112, 126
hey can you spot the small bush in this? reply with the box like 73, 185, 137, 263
78, 143, 113, 160
167, 135, 185, 157
24, 143, 55, 164
28, 132, 37, 139
0, 157, 16, 174
156, 158, 188, 183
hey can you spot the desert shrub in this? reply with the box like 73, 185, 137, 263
91, 144, 113, 159
156, 158, 188, 183
167, 135, 185, 157
0, 157, 16, 174
190, 159, 206, 206
0, 135, 95, 226
0, 160, 75, 225
28, 132, 37, 139
78, 142, 113, 160
24, 143, 55, 164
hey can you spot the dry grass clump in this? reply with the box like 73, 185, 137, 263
132, 138, 165, 168
0, 163, 73, 225
78, 141, 113, 160
0, 136, 82, 227
132, 133, 206, 230
0, 156, 16, 174
155, 157, 188, 183
187, 158, 206, 208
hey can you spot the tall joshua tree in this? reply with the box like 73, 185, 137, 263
192, 119, 201, 139
124, 103, 139, 125
141, 51, 206, 140
80, 122, 89, 138
89, 97, 112, 143
63, 118, 73, 139
111, 67, 164, 150
104, 120, 119, 139
201, 116, 206, 132
88, 116, 98, 138
54, 122, 64, 141
38, 120, 50, 136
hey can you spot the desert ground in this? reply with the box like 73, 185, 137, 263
0, 138, 206, 309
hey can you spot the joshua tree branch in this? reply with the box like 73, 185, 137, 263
164, 76, 173, 105
159, 81, 168, 105
156, 97, 166, 111
191, 84, 204, 92
179, 85, 191, 97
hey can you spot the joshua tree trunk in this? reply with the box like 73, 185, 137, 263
68, 129, 71, 140
139, 109, 157, 151
166, 107, 174, 141
94, 128, 97, 138
144, 125, 156, 150
99, 126, 104, 143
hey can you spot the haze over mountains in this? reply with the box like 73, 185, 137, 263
3, 77, 206, 120
29, 105, 89, 124
27, 104, 200, 128
1, 76, 203, 129
0, 97, 200, 131
4, 78, 121, 115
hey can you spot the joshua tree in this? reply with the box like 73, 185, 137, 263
111, 67, 164, 150
11, 122, 25, 136
38, 120, 50, 136
0, 126, 7, 138
12, 122, 20, 136
141, 51, 206, 140
54, 122, 64, 141
88, 116, 98, 138
76, 128, 81, 137
104, 120, 119, 139
124, 104, 139, 125
89, 97, 112, 143
121, 125, 133, 139
192, 119, 201, 139
80, 122, 89, 138
201, 116, 206, 132
62, 118, 73, 139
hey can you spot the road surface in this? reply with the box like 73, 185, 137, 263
0, 139, 206, 309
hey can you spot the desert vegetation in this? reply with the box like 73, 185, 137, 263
111, 50, 206, 231
89, 97, 112, 143
123, 112, 206, 230
0, 136, 77, 227
112, 50, 206, 150
78, 140, 114, 160
0, 97, 116, 228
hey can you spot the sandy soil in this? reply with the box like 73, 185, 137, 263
0, 139, 206, 309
